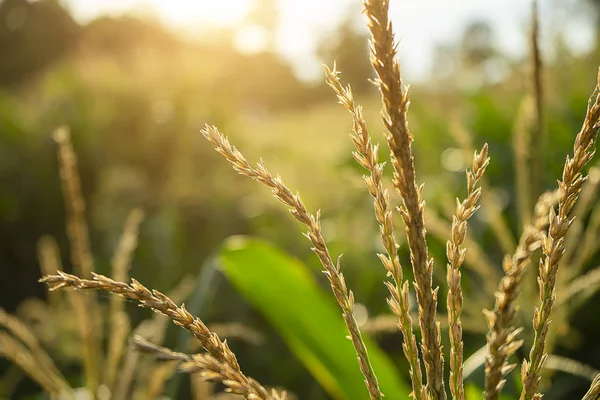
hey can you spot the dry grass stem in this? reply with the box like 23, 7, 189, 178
0, 308, 47, 361
41, 271, 277, 400
129, 336, 179, 400
583, 373, 600, 400
113, 346, 140, 400
201, 124, 383, 399
111, 321, 156, 400
105, 312, 130, 392
483, 189, 560, 400
559, 266, 600, 307
324, 64, 426, 400
36, 234, 93, 377
37, 233, 98, 382
513, 96, 535, 226
530, 0, 544, 204
53, 126, 101, 391
520, 70, 600, 400
110, 209, 145, 284
446, 144, 489, 400
0, 308, 70, 395
542, 355, 599, 382
53, 126, 95, 278
363, 0, 445, 397
144, 361, 178, 399
0, 331, 71, 398
104, 208, 145, 390
131, 335, 288, 400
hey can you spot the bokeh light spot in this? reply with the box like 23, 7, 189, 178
441, 148, 467, 172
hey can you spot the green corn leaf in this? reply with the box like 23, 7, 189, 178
219, 236, 410, 400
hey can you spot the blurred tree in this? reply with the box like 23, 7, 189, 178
81, 15, 179, 55
0, 0, 78, 87
317, 9, 373, 94
460, 20, 497, 68
457, 20, 509, 88
244, 0, 278, 50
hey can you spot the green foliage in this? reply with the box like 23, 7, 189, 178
219, 236, 411, 399
465, 382, 514, 400
0, 0, 78, 87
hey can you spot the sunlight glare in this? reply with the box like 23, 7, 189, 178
64, 0, 590, 82
234, 25, 269, 54
149, 0, 253, 26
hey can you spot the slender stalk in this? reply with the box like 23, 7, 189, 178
202, 124, 383, 399
145, 362, 178, 399
530, 0, 544, 205
513, 97, 535, 227
104, 209, 144, 390
324, 64, 426, 400
36, 233, 91, 392
53, 126, 101, 393
484, 189, 560, 400
112, 322, 150, 400
447, 145, 489, 400
0, 309, 71, 396
520, 70, 600, 400
53, 127, 95, 279
0, 332, 67, 397
362, 0, 445, 397
542, 355, 599, 382
559, 266, 600, 308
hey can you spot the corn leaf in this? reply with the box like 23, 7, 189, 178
219, 236, 410, 400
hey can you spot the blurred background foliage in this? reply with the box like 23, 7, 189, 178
2, 0, 600, 398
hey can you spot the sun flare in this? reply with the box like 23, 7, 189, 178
148, 0, 253, 26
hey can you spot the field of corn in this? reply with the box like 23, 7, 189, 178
2, 0, 600, 399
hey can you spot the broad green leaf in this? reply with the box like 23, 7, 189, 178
219, 236, 410, 400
